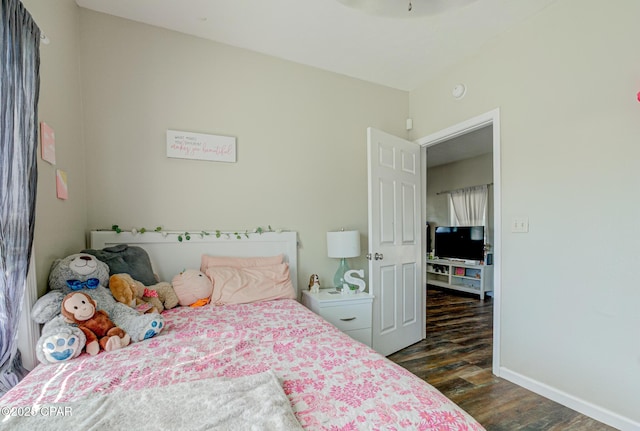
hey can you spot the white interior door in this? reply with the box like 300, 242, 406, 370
367, 127, 423, 356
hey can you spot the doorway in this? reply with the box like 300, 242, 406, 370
416, 108, 501, 375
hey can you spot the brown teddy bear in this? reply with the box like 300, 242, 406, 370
61, 291, 130, 355
109, 273, 179, 314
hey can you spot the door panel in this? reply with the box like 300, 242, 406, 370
401, 150, 417, 174
402, 182, 416, 243
402, 263, 417, 325
379, 179, 396, 244
379, 265, 397, 335
379, 144, 395, 168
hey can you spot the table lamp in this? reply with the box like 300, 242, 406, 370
327, 229, 360, 292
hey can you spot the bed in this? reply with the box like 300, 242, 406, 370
0, 230, 484, 430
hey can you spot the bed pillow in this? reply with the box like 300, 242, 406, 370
205, 263, 295, 305
82, 244, 158, 286
200, 254, 284, 273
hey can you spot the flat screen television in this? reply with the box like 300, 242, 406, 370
434, 226, 485, 261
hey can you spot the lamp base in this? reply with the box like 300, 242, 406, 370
333, 258, 350, 292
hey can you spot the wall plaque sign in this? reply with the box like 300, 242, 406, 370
166, 130, 236, 163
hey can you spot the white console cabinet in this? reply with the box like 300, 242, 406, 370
426, 259, 493, 299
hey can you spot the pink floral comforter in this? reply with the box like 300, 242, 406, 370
2, 300, 483, 430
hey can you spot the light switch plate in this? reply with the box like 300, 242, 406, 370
511, 217, 529, 233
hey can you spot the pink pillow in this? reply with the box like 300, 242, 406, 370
205, 263, 295, 305
200, 254, 283, 273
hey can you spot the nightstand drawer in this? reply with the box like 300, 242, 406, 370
301, 290, 374, 347
320, 303, 371, 331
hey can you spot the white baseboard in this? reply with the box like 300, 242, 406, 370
499, 367, 639, 431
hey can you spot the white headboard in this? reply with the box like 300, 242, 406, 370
89, 230, 299, 295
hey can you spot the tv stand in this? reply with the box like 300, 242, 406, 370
426, 259, 493, 300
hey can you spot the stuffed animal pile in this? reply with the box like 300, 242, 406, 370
31, 246, 215, 364
31, 253, 166, 364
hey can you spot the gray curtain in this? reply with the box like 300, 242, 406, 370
0, 0, 40, 395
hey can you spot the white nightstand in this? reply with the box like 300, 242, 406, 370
302, 289, 374, 347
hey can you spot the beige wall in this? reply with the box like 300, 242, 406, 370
77, 9, 409, 289
426, 153, 493, 251
21, 0, 88, 295
410, 0, 640, 424
21, 0, 638, 425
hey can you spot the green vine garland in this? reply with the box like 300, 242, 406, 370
110, 225, 277, 242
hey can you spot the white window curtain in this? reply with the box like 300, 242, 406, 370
448, 185, 488, 227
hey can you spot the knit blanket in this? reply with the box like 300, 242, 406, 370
1, 371, 302, 431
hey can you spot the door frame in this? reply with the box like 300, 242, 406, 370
414, 108, 502, 376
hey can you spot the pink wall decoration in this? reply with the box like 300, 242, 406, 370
40, 122, 56, 164
56, 169, 68, 200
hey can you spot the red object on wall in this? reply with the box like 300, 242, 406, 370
637, 91, 640, 102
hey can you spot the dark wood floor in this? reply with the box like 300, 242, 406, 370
387, 287, 616, 431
